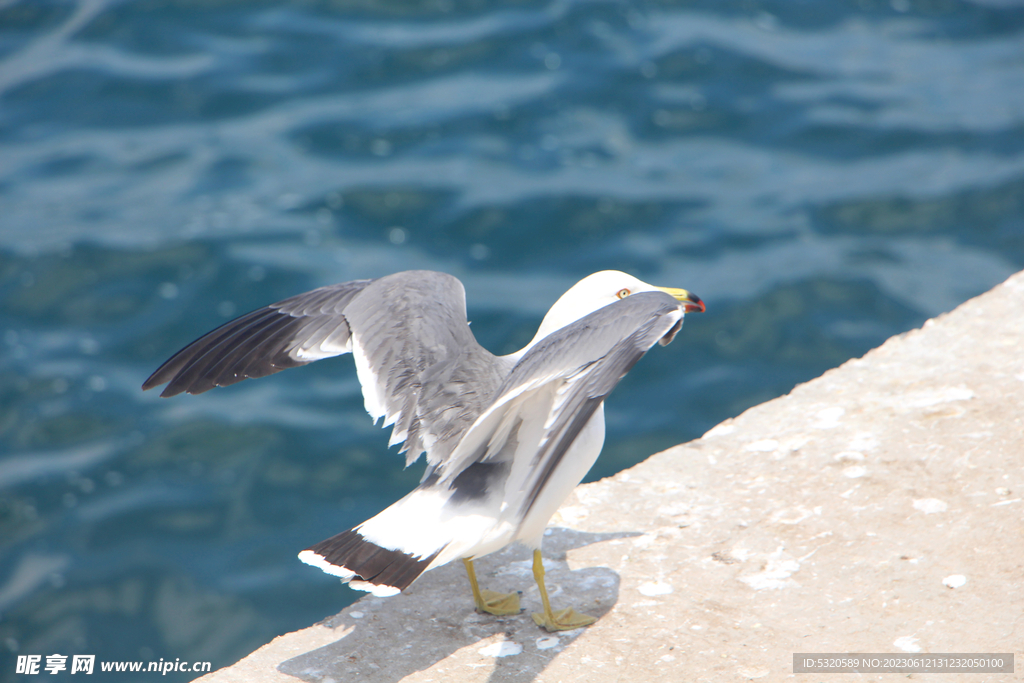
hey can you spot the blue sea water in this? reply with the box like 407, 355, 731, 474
1, 0, 1023, 679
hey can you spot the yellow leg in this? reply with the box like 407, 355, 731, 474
463, 558, 520, 616
530, 549, 596, 632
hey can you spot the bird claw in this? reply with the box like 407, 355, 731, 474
476, 589, 521, 616
531, 607, 596, 632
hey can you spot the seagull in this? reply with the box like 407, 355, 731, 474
143, 270, 704, 631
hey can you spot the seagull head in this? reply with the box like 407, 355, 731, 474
525, 270, 704, 350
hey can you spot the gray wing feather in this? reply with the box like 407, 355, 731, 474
340, 271, 507, 467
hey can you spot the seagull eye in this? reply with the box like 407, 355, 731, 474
617, 288, 631, 299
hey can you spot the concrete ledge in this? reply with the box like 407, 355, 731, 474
197, 270, 1024, 682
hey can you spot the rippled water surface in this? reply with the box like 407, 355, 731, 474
1, 0, 1023, 678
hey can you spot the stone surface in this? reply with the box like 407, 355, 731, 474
196, 270, 1024, 683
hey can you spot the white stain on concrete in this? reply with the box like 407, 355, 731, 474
894, 636, 921, 653
744, 439, 779, 452
813, 407, 845, 429
913, 498, 948, 514
875, 386, 975, 413
781, 434, 811, 454
536, 636, 560, 650
632, 533, 658, 549
834, 451, 865, 462
906, 386, 974, 408
942, 574, 967, 588
479, 641, 523, 658
744, 436, 810, 459
848, 431, 879, 451
770, 506, 814, 525
739, 548, 800, 590
842, 465, 868, 478
638, 581, 674, 596
739, 668, 770, 679
657, 503, 691, 518
730, 547, 753, 561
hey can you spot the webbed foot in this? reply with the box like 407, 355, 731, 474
531, 606, 596, 631
477, 589, 521, 616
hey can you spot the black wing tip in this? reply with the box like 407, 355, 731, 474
141, 370, 176, 395
300, 529, 441, 593
141, 370, 213, 397
143, 359, 298, 398
140, 305, 311, 398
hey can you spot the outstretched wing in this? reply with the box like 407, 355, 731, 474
437, 291, 685, 514
142, 279, 373, 397
143, 270, 508, 466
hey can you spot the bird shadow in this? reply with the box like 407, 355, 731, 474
277, 527, 638, 683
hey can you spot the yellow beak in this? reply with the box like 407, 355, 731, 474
657, 287, 706, 313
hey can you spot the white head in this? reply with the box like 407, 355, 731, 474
510, 270, 703, 360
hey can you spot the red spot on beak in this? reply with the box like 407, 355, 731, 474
683, 294, 705, 314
